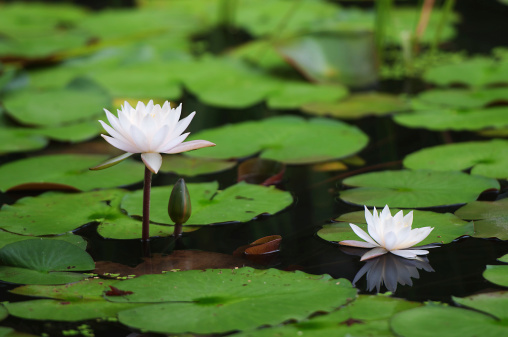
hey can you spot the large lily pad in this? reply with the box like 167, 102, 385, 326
108, 267, 356, 334
0, 128, 48, 154
483, 254, 508, 287
2, 79, 111, 127
0, 189, 125, 236
394, 106, 508, 131
6, 279, 142, 321
0, 231, 86, 250
453, 291, 508, 320
121, 181, 293, 225
187, 115, 368, 164
339, 170, 500, 208
454, 199, 508, 239
390, 304, 508, 337
423, 57, 508, 87
415, 88, 508, 109
234, 295, 421, 337
0, 154, 144, 192
159, 155, 236, 176
318, 209, 473, 245
403, 140, 508, 179
267, 81, 348, 110
302, 93, 409, 119
0, 240, 94, 285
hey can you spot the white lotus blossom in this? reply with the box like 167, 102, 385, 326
97, 100, 215, 173
339, 205, 436, 261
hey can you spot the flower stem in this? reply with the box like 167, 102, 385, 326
173, 222, 183, 238
142, 166, 152, 242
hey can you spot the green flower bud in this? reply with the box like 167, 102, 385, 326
168, 178, 191, 225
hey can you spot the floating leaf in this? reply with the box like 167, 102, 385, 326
0, 240, 94, 285
454, 291, 508, 320
107, 267, 356, 334
394, 106, 508, 131
0, 128, 48, 154
0, 231, 86, 250
0, 154, 144, 192
423, 57, 508, 87
390, 304, 508, 337
35, 120, 102, 143
318, 209, 473, 245
121, 181, 293, 226
3, 79, 111, 127
234, 295, 421, 337
339, 170, 499, 208
302, 93, 409, 119
455, 199, 508, 239
0, 189, 125, 236
415, 88, 508, 109
483, 262, 508, 287
6, 279, 142, 321
404, 140, 508, 179
267, 82, 348, 110
159, 155, 236, 177
187, 115, 368, 164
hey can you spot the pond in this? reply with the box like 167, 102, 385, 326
1, 0, 508, 336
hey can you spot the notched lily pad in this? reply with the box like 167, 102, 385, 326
121, 181, 293, 226
0, 239, 94, 285
454, 291, 508, 320
404, 140, 508, 179
339, 170, 499, 208
483, 257, 508, 288
107, 267, 356, 334
318, 209, 473, 245
159, 155, 236, 177
0, 154, 144, 192
455, 199, 508, 239
188, 115, 369, 164
302, 93, 409, 119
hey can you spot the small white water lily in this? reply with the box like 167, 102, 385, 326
95, 100, 215, 173
339, 205, 436, 261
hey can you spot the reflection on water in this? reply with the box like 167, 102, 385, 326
351, 253, 434, 293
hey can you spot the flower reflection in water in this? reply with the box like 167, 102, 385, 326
344, 247, 435, 292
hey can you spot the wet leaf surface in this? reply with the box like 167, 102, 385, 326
339, 170, 500, 208
455, 199, 508, 239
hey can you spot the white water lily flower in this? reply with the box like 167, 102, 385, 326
339, 205, 436, 261
96, 100, 215, 173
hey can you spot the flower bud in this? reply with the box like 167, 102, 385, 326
168, 178, 191, 224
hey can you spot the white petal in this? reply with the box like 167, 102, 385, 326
159, 133, 189, 153
365, 206, 382, 245
391, 249, 429, 259
99, 120, 132, 145
360, 247, 388, 261
166, 103, 182, 131
101, 135, 140, 153
403, 211, 413, 227
150, 125, 170, 152
90, 153, 134, 170
350, 224, 379, 247
383, 231, 398, 251
141, 152, 162, 174
172, 111, 196, 137
339, 240, 378, 248
129, 125, 151, 152
163, 140, 216, 154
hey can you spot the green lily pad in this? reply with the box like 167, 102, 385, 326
2, 79, 110, 127
415, 88, 508, 109
394, 106, 508, 131
267, 82, 348, 110
423, 57, 508, 88
0, 305, 6, 321
318, 209, 473, 245
107, 267, 356, 334
0, 154, 144, 192
187, 115, 368, 164
159, 155, 236, 177
234, 295, 421, 337
454, 291, 508, 320
35, 120, 102, 143
121, 181, 293, 226
339, 170, 500, 208
455, 199, 508, 239
6, 279, 142, 321
0, 128, 48, 154
0, 240, 94, 285
0, 189, 126, 236
391, 304, 508, 337
0, 327, 38, 337
483, 256, 508, 287
302, 93, 409, 119
404, 140, 508, 179
0, 231, 86, 250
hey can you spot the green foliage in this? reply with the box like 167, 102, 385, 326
455, 199, 508, 239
